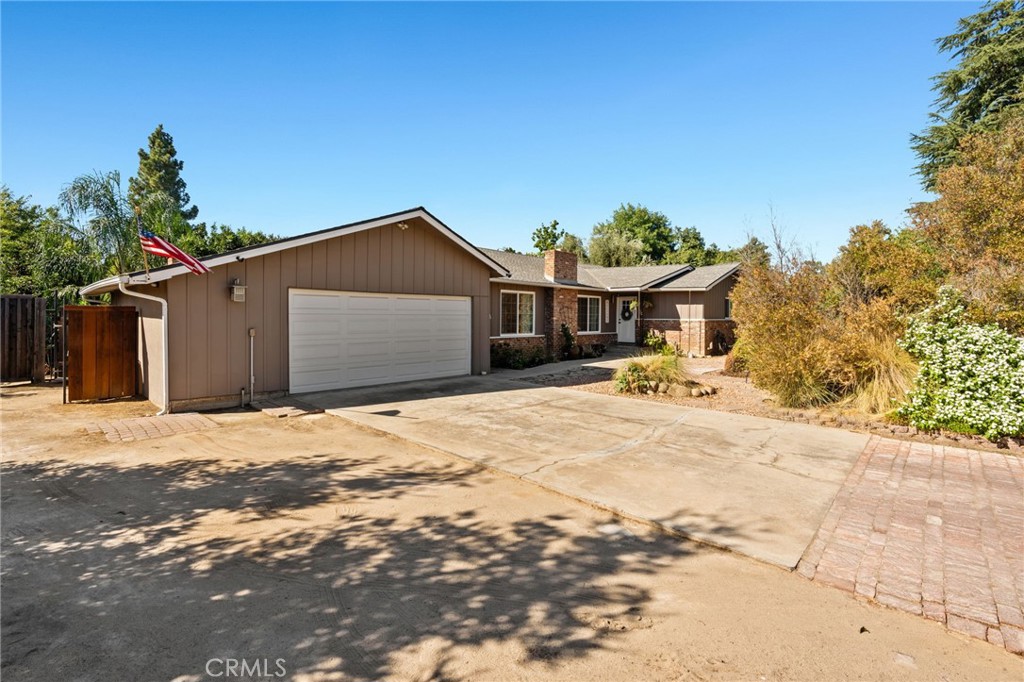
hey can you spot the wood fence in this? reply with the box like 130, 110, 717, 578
65, 306, 137, 402
1, 295, 46, 382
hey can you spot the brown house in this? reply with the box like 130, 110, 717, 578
81, 208, 509, 411
80, 207, 738, 412
480, 248, 739, 360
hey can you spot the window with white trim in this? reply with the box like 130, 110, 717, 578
500, 291, 535, 335
577, 295, 601, 333
605, 299, 610, 324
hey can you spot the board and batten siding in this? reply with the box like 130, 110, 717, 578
645, 273, 738, 322
646, 291, 705, 321
123, 217, 491, 406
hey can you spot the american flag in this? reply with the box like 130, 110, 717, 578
138, 229, 211, 276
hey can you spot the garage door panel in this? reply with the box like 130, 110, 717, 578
289, 290, 471, 393
293, 342, 342, 361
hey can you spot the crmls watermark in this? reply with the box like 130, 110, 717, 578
205, 658, 287, 678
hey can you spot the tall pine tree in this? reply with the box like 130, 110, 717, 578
128, 124, 199, 221
912, 1, 1024, 190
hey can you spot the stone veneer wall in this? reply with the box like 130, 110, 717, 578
642, 319, 736, 356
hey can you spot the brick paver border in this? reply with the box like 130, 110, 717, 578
798, 436, 1024, 655
86, 413, 218, 443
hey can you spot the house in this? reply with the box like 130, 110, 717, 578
81, 208, 509, 411
79, 207, 738, 412
480, 248, 739, 360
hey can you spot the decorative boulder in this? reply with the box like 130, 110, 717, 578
658, 382, 669, 393
690, 388, 703, 397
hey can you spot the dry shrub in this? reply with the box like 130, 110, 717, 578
733, 261, 915, 412
722, 351, 747, 376
822, 300, 917, 414
613, 354, 689, 393
731, 258, 835, 407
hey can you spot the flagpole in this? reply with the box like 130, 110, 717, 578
135, 205, 151, 280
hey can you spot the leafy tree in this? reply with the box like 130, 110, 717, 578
912, 0, 1024, 189
2, 187, 105, 296
128, 124, 199, 221
588, 228, 644, 267
910, 111, 1024, 331
667, 226, 720, 266
720, 237, 770, 267
557, 232, 588, 262
191, 223, 279, 257
1, 188, 44, 293
531, 219, 564, 252
827, 221, 942, 312
61, 171, 141, 276
590, 203, 674, 265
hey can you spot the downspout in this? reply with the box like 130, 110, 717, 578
688, 290, 693, 356
637, 287, 642, 346
118, 279, 170, 416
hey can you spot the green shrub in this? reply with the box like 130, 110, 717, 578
896, 286, 1024, 440
614, 354, 688, 393
644, 329, 670, 354
560, 323, 576, 359
491, 343, 547, 370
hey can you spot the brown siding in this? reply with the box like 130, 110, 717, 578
702, 275, 737, 320
111, 288, 166, 409
150, 217, 491, 404
646, 291, 705, 321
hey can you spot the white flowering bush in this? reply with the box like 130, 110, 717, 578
896, 286, 1024, 440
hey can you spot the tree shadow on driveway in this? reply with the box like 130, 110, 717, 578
1, 448, 745, 681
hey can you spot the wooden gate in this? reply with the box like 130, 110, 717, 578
1, 295, 46, 382
65, 306, 138, 402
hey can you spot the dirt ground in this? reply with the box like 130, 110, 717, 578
2, 384, 1021, 681
524, 357, 1017, 454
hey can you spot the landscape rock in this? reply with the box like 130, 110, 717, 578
690, 388, 703, 397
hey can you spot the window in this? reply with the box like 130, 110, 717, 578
577, 295, 601, 333
605, 299, 610, 324
724, 298, 732, 319
500, 291, 535, 335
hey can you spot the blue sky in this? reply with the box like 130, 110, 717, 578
3, 2, 974, 258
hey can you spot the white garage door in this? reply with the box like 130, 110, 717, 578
288, 289, 472, 394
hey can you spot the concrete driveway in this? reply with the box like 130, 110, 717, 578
302, 376, 870, 568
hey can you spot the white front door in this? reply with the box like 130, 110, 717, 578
288, 289, 472, 394
616, 296, 637, 343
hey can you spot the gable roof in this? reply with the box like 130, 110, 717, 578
81, 207, 509, 295
480, 248, 693, 291
478, 248, 604, 289
651, 262, 740, 291
580, 263, 692, 290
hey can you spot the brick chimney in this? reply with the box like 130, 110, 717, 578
544, 249, 578, 282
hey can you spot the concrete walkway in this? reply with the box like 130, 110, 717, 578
302, 376, 870, 568
798, 436, 1024, 655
